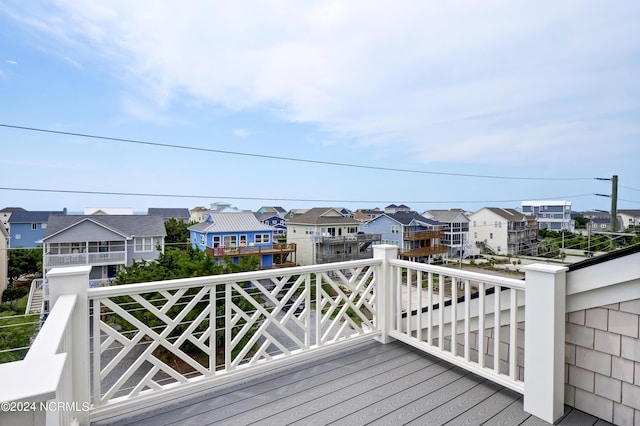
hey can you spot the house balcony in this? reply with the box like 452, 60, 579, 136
399, 244, 449, 258
403, 229, 445, 241
2, 244, 639, 425
43, 251, 127, 269
205, 243, 296, 267
314, 233, 382, 245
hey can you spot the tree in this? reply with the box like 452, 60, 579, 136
574, 217, 590, 229
537, 239, 560, 258
164, 218, 191, 250
8, 248, 42, 284
113, 246, 259, 284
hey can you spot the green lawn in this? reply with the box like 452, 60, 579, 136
0, 295, 40, 364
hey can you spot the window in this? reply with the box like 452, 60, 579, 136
32, 223, 37, 230
224, 235, 237, 247
240, 235, 247, 246
391, 225, 400, 234
489, 233, 493, 239
135, 237, 153, 252
15, 234, 21, 240
213, 236, 221, 248
347, 227, 358, 234
255, 234, 270, 244
200, 234, 205, 245
474, 232, 477, 239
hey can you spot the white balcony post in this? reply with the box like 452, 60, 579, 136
522, 263, 567, 424
373, 245, 398, 344
47, 265, 91, 425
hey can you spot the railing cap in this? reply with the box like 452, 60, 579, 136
522, 263, 568, 274
46, 265, 92, 277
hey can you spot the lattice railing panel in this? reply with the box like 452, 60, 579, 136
89, 260, 381, 407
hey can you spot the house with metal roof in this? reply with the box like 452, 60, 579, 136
41, 215, 166, 286
8, 209, 66, 249
468, 207, 538, 256
189, 212, 295, 268
286, 207, 381, 265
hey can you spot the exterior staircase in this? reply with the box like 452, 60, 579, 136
25, 279, 45, 316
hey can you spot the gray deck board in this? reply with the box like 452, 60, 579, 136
92, 340, 607, 426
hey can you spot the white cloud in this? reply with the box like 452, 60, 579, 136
6, 60, 17, 65
4, 0, 640, 165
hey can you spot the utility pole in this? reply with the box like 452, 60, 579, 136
610, 175, 618, 233
596, 174, 619, 237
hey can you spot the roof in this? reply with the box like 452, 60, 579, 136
0, 207, 27, 213
43, 215, 167, 240
258, 206, 287, 214
386, 211, 441, 227
147, 208, 190, 219
285, 208, 359, 225
478, 207, 530, 222
618, 209, 640, 216
424, 209, 468, 223
253, 212, 283, 222
521, 200, 572, 206
8, 210, 66, 223
84, 207, 134, 215
189, 212, 273, 233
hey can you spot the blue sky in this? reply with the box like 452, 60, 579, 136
1, 1, 639, 214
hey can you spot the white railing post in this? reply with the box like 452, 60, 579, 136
522, 263, 567, 423
47, 265, 91, 425
373, 245, 398, 344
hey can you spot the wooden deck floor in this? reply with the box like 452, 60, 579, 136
93, 340, 611, 426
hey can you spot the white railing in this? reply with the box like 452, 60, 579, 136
88, 259, 381, 414
0, 246, 574, 425
44, 252, 126, 268
387, 259, 526, 393
0, 293, 83, 426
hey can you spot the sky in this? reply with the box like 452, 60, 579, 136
1, 1, 639, 215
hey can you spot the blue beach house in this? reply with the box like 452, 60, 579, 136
189, 212, 277, 268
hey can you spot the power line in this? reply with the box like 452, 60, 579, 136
0, 123, 595, 181
621, 185, 640, 192
0, 186, 596, 205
